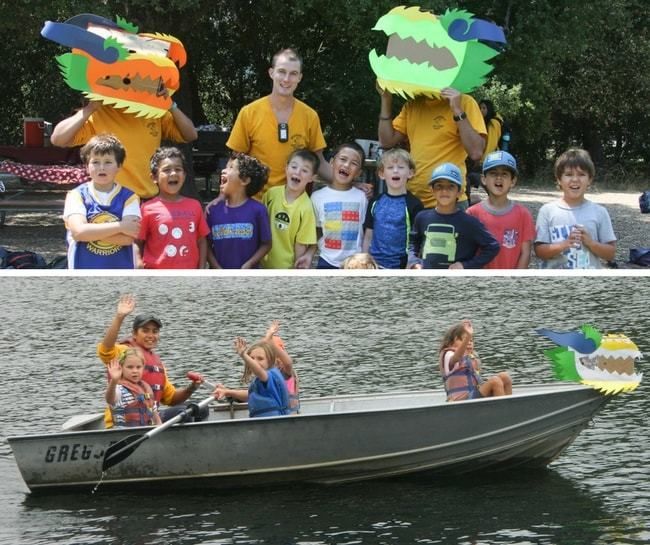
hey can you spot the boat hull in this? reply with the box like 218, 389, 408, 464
8, 384, 609, 493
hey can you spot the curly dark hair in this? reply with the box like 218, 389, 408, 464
150, 146, 186, 177
231, 152, 270, 196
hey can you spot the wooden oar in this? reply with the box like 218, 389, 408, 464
101, 394, 214, 472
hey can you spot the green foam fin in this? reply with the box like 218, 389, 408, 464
56, 53, 90, 92
449, 41, 499, 92
115, 15, 138, 34
544, 347, 581, 382
439, 8, 473, 33
580, 324, 602, 348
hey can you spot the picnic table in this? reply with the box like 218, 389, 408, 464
0, 145, 85, 226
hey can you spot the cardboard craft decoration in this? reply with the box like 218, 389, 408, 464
369, 6, 506, 98
537, 325, 643, 394
42, 14, 187, 119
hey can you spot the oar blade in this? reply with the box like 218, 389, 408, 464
102, 434, 147, 472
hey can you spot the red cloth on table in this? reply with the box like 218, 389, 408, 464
0, 160, 89, 185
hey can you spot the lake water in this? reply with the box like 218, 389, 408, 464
0, 275, 649, 544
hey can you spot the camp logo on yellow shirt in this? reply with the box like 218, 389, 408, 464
432, 115, 445, 130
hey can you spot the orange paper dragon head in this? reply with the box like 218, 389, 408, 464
42, 14, 187, 118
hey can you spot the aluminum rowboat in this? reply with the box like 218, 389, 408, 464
8, 383, 608, 493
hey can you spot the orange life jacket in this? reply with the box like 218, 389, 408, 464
122, 338, 166, 403
111, 380, 157, 427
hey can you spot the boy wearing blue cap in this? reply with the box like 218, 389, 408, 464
467, 151, 535, 268
408, 162, 499, 269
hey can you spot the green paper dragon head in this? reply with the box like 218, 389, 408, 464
369, 6, 506, 98
537, 325, 643, 395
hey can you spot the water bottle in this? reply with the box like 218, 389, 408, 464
570, 224, 589, 268
501, 132, 510, 152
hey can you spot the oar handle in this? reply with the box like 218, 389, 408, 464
185, 371, 233, 404
145, 394, 215, 440
186, 371, 218, 390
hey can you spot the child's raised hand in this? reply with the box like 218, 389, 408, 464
233, 337, 248, 356
108, 358, 123, 382
266, 320, 281, 338
462, 319, 474, 336
116, 293, 136, 317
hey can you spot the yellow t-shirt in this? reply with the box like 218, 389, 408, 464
482, 115, 503, 161
262, 185, 317, 269
393, 95, 486, 208
71, 105, 186, 199
226, 96, 326, 195
97, 341, 176, 428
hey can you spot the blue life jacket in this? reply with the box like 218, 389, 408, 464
440, 352, 481, 401
248, 368, 289, 417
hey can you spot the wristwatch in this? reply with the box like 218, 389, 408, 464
453, 112, 467, 122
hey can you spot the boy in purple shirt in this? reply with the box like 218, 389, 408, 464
206, 153, 272, 269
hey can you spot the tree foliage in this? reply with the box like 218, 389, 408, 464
1, 0, 649, 181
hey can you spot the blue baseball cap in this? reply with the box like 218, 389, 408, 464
428, 162, 462, 188
482, 151, 518, 175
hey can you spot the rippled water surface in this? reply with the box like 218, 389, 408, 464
0, 276, 649, 544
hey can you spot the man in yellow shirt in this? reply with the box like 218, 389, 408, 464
226, 48, 331, 196
51, 101, 198, 199
377, 87, 486, 209
97, 294, 204, 427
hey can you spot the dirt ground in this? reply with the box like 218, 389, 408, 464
0, 185, 648, 268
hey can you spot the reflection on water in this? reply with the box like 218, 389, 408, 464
16, 472, 618, 545
1, 276, 649, 544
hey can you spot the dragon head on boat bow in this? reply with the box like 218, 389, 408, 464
369, 6, 506, 98
41, 14, 187, 118
537, 325, 643, 394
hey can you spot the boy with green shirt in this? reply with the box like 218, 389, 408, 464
262, 149, 319, 268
